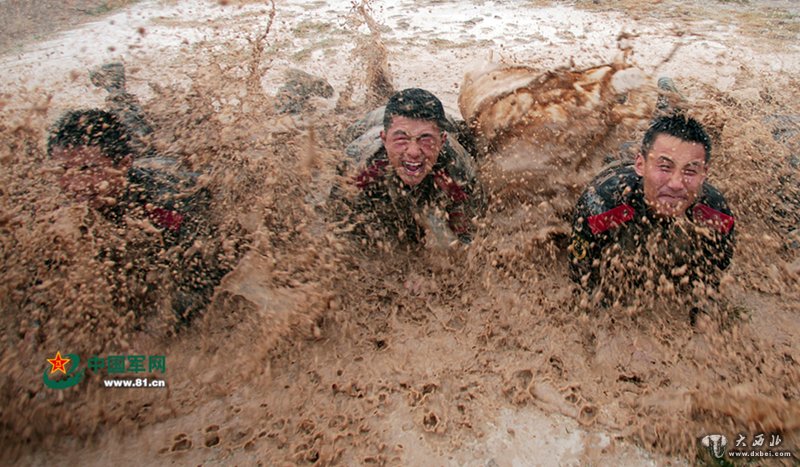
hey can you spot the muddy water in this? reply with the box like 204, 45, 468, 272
1, 0, 799, 465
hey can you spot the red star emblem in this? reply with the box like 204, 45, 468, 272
47, 351, 71, 375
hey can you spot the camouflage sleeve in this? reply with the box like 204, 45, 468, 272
327, 158, 395, 244
692, 192, 736, 275
705, 222, 734, 273
168, 192, 234, 322
568, 187, 606, 291
328, 115, 390, 238
171, 246, 228, 322
440, 137, 486, 243
446, 174, 486, 243
719, 227, 735, 271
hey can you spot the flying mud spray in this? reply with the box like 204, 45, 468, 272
0, 0, 798, 464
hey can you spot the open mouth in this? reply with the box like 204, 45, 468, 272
402, 161, 424, 175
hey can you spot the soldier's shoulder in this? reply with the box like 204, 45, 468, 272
578, 163, 638, 216
343, 106, 386, 144
342, 126, 383, 174
439, 137, 478, 184
590, 162, 638, 193
693, 182, 735, 235
352, 156, 389, 190
699, 182, 732, 214
341, 107, 388, 176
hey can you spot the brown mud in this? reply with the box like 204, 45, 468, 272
0, 0, 799, 465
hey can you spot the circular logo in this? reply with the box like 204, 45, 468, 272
43, 353, 85, 390
571, 237, 588, 260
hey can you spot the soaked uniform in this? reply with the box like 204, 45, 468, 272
102, 160, 227, 322
569, 163, 735, 293
332, 109, 485, 244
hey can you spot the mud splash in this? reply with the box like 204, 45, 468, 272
1, 0, 799, 465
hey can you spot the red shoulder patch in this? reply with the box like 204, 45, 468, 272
433, 170, 468, 203
150, 207, 184, 232
354, 160, 389, 189
692, 204, 734, 234
587, 204, 634, 235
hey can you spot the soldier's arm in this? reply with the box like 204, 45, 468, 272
328, 161, 390, 242
692, 199, 735, 273
706, 223, 734, 272
448, 176, 486, 243
171, 248, 227, 322
430, 166, 486, 244
568, 190, 606, 292
438, 138, 487, 243
165, 206, 231, 323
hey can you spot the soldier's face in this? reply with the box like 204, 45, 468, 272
381, 116, 445, 186
635, 133, 707, 217
51, 145, 131, 210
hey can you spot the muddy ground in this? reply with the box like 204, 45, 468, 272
1, 0, 799, 465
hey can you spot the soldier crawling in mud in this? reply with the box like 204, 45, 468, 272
47, 108, 226, 324
331, 88, 486, 246
569, 113, 735, 314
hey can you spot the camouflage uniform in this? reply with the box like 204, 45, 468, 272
97, 153, 224, 323
332, 108, 485, 244
569, 162, 735, 293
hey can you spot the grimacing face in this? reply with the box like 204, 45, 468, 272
51, 145, 132, 210
380, 115, 445, 187
635, 133, 708, 218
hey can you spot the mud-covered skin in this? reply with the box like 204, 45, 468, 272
569, 163, 735, 293
332, 113, 485, 244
